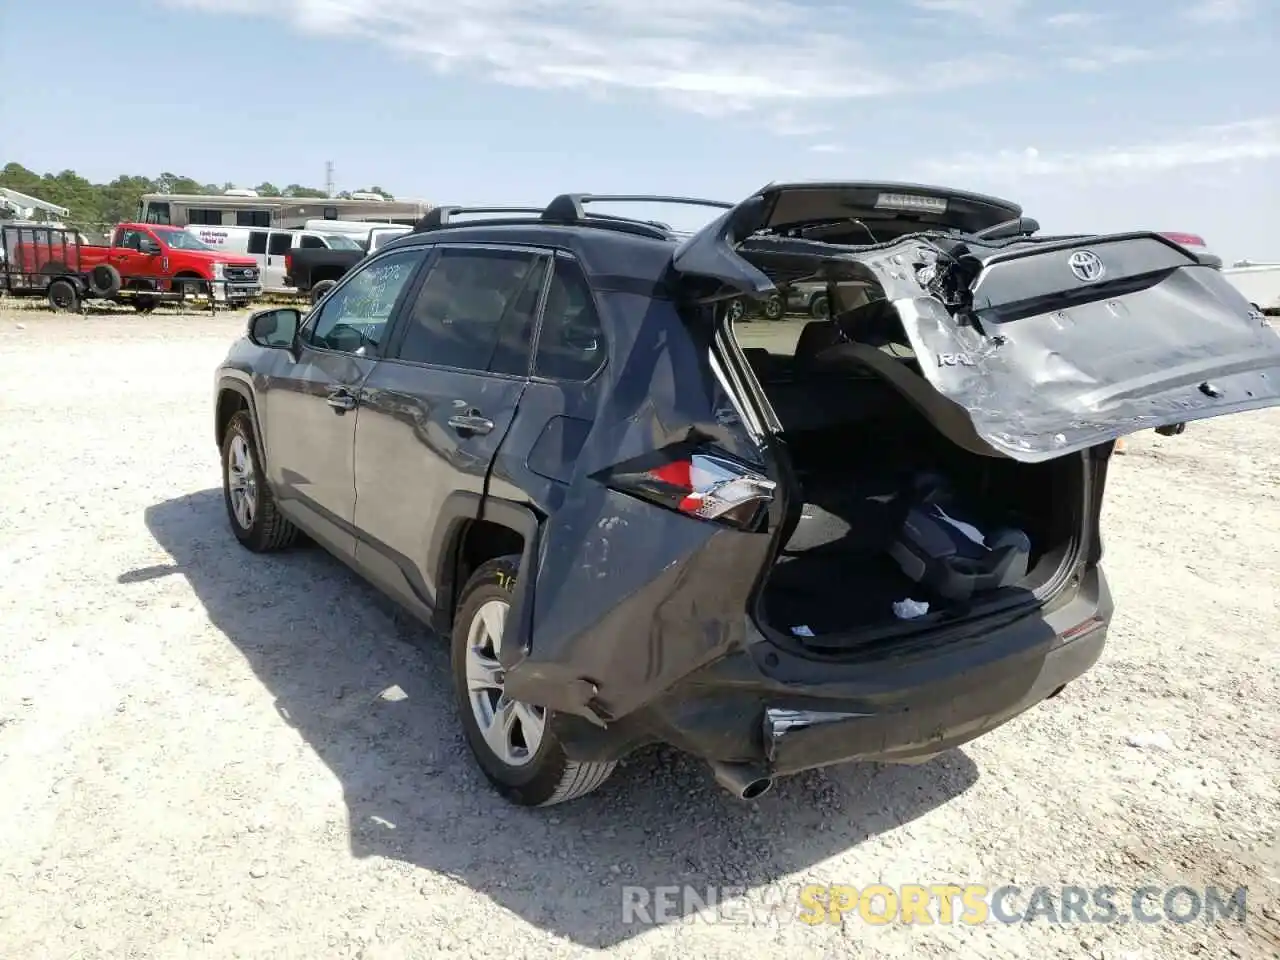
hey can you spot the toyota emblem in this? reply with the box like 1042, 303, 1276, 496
1068, 250, 1105, 282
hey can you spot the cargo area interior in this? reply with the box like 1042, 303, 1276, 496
736, 291, 1084, 646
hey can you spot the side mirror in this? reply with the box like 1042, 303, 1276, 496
247, 308, 302, 349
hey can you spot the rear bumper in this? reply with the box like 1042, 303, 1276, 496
571, 568, 1111, 774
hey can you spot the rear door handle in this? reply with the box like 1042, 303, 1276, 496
447, 413, 494, 435
327, 390, 357, 412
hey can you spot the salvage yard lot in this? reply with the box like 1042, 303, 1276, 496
1, 309, 1278, 960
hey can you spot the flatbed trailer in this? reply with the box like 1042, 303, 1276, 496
1, 223, 257, 312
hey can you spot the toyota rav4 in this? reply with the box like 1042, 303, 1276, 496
213, 183, 1280, 807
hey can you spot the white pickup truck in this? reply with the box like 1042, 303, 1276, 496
1222, 261, 1280, 315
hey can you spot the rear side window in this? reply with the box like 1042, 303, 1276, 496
534, 258, 605, 380
395, 247, 547, 374
299, 235, 324, 249
247, 231, 268, 255
268, 232, 293, 255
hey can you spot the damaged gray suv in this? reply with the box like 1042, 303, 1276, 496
214, 183, 1280, 807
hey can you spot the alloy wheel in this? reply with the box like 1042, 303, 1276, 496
226, 433, 258, 530
465, 598, 546, 767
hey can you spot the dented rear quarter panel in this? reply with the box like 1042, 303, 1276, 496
498, 283, 774, 722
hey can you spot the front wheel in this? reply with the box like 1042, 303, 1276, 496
173, 276, 205, 301
451, 556, 616, 807
763, 294, 786, 321
220, 410, 299, 552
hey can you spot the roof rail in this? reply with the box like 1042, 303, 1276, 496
583, 212, 673, 231
542, 193, 734, 223
412, 205, 545, 232
410, 195, 733, 241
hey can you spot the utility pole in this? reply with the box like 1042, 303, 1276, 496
324, 161, 335, 198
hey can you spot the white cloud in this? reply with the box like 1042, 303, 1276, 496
770, 111, 833, 139
1183, 0, 1255, 23
1045, 10, 1104, 27
1062, 45, 1164, 72
807, 144, 845, 154
910, 0, 1028, 22
918, 117, 1280, 180
160, 0, 1023, 117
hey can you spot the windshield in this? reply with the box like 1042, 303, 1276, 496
153, 227, 215, 251
325, 234, 363, 250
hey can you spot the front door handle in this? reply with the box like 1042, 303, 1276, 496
447, 413, 494, 435
327, 390, 357, 412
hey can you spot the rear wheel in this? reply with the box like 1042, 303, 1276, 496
810, 293, 830, 319
310, 279, 337, 305
220, 410, 299, 552
726, 298, 747, 323
451, 556, 616, 807
763, 294, 786, 321
47, 279, 78, 312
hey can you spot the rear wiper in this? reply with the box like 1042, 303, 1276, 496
971, 216, 1041, 242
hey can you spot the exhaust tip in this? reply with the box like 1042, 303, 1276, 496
709, 760, 775, 800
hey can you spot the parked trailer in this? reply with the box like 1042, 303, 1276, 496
1, 223, 261, 313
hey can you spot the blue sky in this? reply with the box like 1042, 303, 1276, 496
3, 0, 1277, 261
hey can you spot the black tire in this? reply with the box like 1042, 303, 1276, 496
810, 293, 830, 319
47, 279, 79, 312
725, 298, 747, 323
310, 279, 337, 305
763, 294, 785, 321
87, 263, 122, 298
451, 556, 616, 807
220, 410, 299, 552
133, 295, 158, 313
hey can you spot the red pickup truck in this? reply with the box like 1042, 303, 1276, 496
2, 222, 261, 311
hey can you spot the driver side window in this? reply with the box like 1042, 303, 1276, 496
304, 248, 425, 354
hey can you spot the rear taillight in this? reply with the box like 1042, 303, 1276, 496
285, 253, 293, 274
601, 447, 776, 530
1159, 231, 1206, 248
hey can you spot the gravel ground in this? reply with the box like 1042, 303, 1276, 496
1, 307, 1278, 960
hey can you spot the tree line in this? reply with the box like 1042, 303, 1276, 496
0, 162, 394, 231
